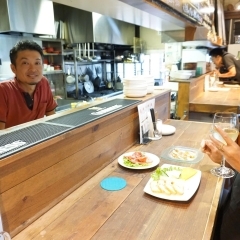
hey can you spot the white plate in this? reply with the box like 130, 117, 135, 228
118, 152, 160, 169
162, 124, 176, 135
224, 84, 240, 88
144, 164, 201, 201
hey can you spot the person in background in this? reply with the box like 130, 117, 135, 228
209, 47, 240, 81
202, 126, 240, 240
0, 40, 57, 130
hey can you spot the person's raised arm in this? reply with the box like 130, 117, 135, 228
209, 126, 240, 172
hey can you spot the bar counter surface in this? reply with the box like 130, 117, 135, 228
0, 89, 171, 236
169, 74, 240, 119
12, 119, 223, 240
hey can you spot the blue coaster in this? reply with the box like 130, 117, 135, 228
100, 177, 127, 191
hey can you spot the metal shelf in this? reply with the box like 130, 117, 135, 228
43, 70, 64, 75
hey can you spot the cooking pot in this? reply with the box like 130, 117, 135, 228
66, 67, 75, 84
123, 50, 131, 59
85, 67, 94, 81
46, 47, 54, 53
79, 67, 89, 82
84, 81, 94, 93
115, 55, 123, 62
105, 79, 113, 89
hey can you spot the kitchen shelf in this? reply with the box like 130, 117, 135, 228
43, 70, 64, 75
41, 39, 65, 99
64, 60, 115, 65
43, 53, 62, 56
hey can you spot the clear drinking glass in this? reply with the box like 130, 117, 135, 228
211, 112, 239, 178
0, 231, 11, 240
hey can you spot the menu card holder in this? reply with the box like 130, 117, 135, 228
137, 99, 155, 144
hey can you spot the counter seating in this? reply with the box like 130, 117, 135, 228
0, 90, 170, 237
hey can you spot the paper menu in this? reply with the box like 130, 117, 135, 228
138, 99, 155, 144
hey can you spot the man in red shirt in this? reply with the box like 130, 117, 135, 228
0, 40, 57, 130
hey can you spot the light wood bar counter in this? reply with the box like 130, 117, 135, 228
170, 75, 240, 119
190, 87, 240, 114
0, 90, 171, 237
12, 119, 223, 240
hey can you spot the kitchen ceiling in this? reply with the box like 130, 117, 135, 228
51, 0, 186, 31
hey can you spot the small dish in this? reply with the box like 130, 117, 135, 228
160, 146, 204, 164
162, 124, 176, 135
118, 152, 160, 169
53, 51, 61, 54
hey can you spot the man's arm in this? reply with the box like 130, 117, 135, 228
217, 66, 236, 78
46, 110, 56, 116
0, 122, 6, 130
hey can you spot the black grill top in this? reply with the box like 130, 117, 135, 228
0, 98, 140, 159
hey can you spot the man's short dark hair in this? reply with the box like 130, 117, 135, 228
209, 47, 226, 57
10, 40, 43, 66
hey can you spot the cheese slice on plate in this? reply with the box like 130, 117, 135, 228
180, 167, 197, 180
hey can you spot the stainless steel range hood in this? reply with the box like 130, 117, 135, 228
0, 0, 55, 35
53, 3, 135, 44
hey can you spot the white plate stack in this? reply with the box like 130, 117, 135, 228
123, 76, 148, 97
144, 75, 154, 94
170, 70, 192, 80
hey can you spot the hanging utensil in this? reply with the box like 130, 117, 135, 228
76, 43, 83, 62
139, 43, 145, 63
85, 67, 94, 81
94, 66, 101, 88
66, 67, 75, 84
87, 43, 92, 61
91, 43, 98, 62
79, 67, 89, 82
82, 43, 88, 61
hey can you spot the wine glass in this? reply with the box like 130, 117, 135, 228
0, 231, 11, 239
211, 112, 239, 178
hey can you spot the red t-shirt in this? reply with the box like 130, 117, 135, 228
0, 77, 57, 129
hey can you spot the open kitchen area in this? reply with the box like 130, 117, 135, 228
1, 0, 240, 239
0, 0, 224, 118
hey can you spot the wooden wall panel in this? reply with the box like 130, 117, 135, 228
1, 107, 140, 236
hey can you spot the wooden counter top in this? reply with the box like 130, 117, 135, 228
12, 120, 223, 240
190, 87, 240, 113
174, 74, 240, 119
0, 89, 170, 136
0, 90, 172, 237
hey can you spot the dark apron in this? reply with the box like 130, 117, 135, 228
218, 173, 240, 240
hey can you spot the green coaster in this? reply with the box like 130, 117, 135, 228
100, 177, 127, 191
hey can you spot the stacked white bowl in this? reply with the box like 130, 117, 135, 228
144, 75, 155, 94
123, 76, 148, 97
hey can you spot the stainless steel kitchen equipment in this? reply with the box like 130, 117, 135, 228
0, 0, 55, 35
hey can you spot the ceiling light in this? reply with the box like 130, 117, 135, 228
235, 1, 240, 10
